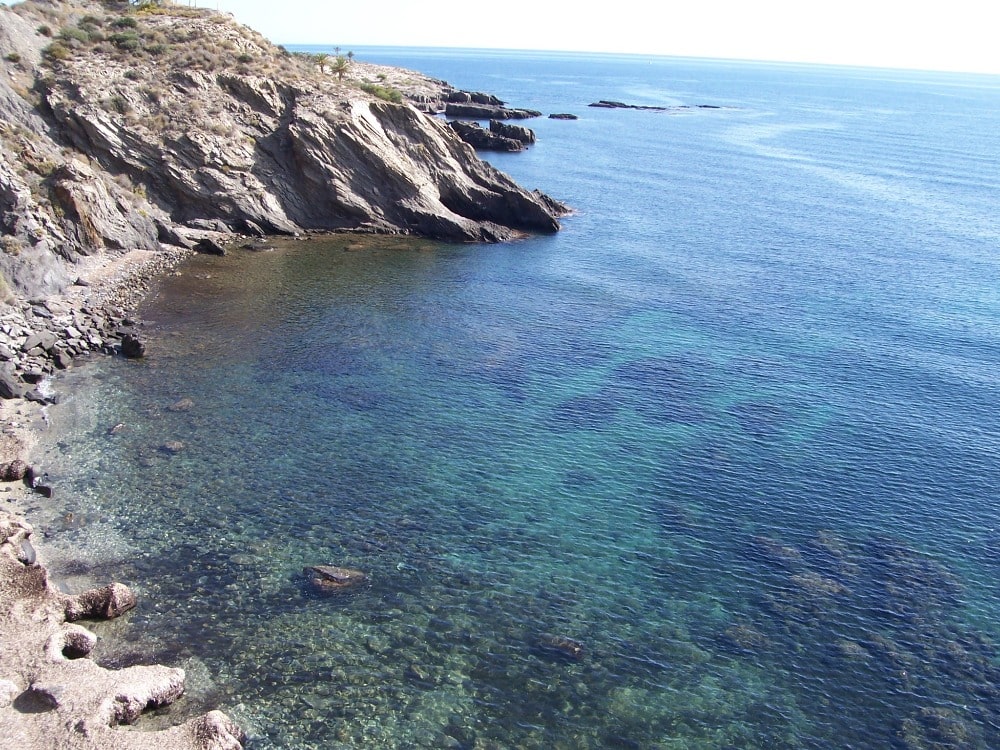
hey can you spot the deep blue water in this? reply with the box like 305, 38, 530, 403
36, 51, 1000, 749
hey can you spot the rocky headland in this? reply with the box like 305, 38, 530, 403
0, 1, 569, 747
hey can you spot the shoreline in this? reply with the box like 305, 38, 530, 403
0, 239, 248, 749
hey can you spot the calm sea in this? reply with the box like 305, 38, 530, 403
34, 50, 1000, 749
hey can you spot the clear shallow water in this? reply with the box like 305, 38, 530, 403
34, 52, 1000, 749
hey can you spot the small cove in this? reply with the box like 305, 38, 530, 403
30, 52, 1000, 749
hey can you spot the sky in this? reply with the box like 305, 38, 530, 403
200, 0, 1000, 75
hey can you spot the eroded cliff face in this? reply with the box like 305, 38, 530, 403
0, 0, 566, 303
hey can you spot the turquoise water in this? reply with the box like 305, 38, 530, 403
37, 52, 1000, 749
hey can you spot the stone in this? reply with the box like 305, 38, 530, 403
489, 119, 535, 144
195, 237, 228, 256
304, 565, 368, 593
448, 121, 524, 152
168, 397, 195, 412
549, 113, 579, 120
444, 102, 541, 120
64, 582, 138, 621
0, 371, 26, 399
161, 440, 186, 454
120, 332, 145, 358
21, 330, 57, 352
53, 349, 72, 369
533, 633, 586, 661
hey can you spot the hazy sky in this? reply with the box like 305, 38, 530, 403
203, 0, 1000, 75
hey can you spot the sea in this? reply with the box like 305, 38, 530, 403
29, 49, 1000, 749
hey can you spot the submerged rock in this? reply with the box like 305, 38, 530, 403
304, 565, 368, 593
533, 633, 586, 661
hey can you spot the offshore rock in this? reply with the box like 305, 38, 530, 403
445, 102, 542, 120
448, 120, 524, 152
533, 633, 586, 661
549, 113, 579, 120
490, 120, 536, 144
446, 90, 505, 106
304, 565, 368, 593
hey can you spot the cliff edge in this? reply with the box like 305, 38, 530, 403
0, 0, 566, 303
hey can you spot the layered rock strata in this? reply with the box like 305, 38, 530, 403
0, 0, 568, 388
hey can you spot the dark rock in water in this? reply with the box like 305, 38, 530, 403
446, 90, 505, 106
120, 333, 145, 359
167, 397, 195, 412
405, 663, 431, 683
194, 237, 227, 256
489, 119, 535, 144
304, 565, 368, 593
533, 633, 586, 661
33, 483, 53, 498
161, 441, 185, 454
445, 102, 541, 120
589, 100, 668, 111
549, 113, 578, 120
448, 120, 524, 152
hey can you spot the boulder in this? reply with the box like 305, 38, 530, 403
444, 103, 542, 120
194, 237, 227, 256
0, 371, 26, 400
448, 121, 524, 152
548, 113, 578, 120
304, 565, 368, 593
489, 120, 535, 144
533, 633, 586, 661
446, 90, 505, 106
120, 332, 146, 359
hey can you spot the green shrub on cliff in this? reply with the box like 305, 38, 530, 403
359, 82, 402, 104
42, 41, 71, 62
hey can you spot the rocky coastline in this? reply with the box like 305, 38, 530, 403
0, 1, 569, 747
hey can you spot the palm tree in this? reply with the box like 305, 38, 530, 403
331, 55, 350, 81
314, 52, 329, 73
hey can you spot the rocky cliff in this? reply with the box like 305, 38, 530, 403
0, 0, 566, 305
0, 0, 567, 398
